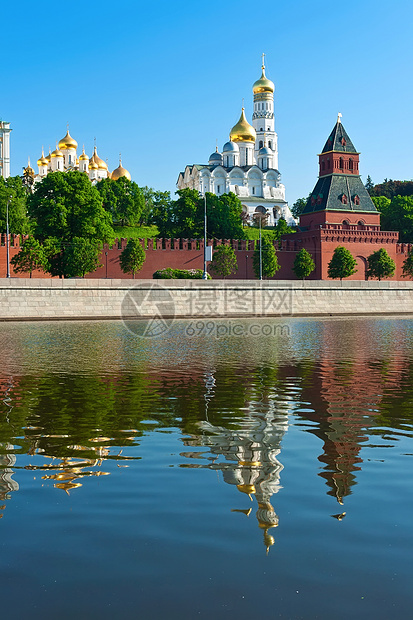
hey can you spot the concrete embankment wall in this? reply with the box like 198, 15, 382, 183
0, 279, 412, 321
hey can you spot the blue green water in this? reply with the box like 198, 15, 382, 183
0, 317, 412, 619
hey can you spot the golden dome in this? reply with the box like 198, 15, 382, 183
51, 148, 64, 158
230, 108, 256, 143
79, 147, 89, 161
24, 158, 35, 175
58, 129, 78, 151
111, 158, 131, 181
89, 146, 108, 170
89, 160, 98, 170
237, 483, 256, 498
37, 149, 48, 167
252, 65, 274, 94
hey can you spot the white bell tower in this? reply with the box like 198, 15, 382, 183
0, 120, 11, 178
252, 55, 278, 170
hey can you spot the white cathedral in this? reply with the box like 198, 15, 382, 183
177, 58, 296, 227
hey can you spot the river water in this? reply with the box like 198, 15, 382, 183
0, 317, 412, 619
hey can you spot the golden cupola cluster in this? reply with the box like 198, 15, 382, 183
230, 108, 256, 143
252, 65, 275, 94
28, 126, 132, 186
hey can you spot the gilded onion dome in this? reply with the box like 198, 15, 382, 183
37, 148, 48, 167
89, 160, 98, 170
252, 65, 274, 94
51, 147, 64, 158
89, 146, 108, 170
79, 146, 89, 161
58, 130, 78, 151
230, 108, 256, 143
24, 158, 35, 175
111, 158, 131, 181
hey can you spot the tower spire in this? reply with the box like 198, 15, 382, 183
262, 52, 265, 69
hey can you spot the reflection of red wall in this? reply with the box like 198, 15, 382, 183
1, 232, 412, 281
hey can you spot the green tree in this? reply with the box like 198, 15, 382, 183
378, 195, 413, 242
119, 238, 146, 278
273, 217, 296, 240
290, 196, 308, 219
366, 248, 395, 280
207, 192, 245, 240
61, 237, 103, 278
29, 171, 114, 243
152, 189, 245, 240
210, 245, 238, 279
327, 246, 357, 281
0, 175, 31, 234
402, 249, 413, 279
253, 240, 280, 279
370, 179, 413, 199
96, 177, 145, 226
365, 175, 374, 194
10, 237, 45, 277
293, 248, 315, 280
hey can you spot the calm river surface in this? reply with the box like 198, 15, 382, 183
0, 316, 412, 619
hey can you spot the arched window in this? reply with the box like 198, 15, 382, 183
341, 195, 348, 205
342, 219, 350, 226
339, 157, 344, 169
268, 140, 272, 149
354, 195, 360, 206
321, 161, 325, 171
349, 158, 353, 171
259, 141, 263, 149
327, 158, 330, 169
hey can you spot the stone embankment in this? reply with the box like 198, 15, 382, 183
0, 278, 412, 321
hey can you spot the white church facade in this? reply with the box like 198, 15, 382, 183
177, 58, 296, 227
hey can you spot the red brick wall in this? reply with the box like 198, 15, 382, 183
1, 234, 412, 281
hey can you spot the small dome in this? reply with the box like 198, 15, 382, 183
51, 148, 64, 158
223, 141, 239, 153
37, 149, 48, 167
24, 161, 35, 175
79, 147, 89, 161
89, 146, 108, 170
209, 151, 222, 163
89, 160, 98, 170
259, 146, 272, 155
230, 108, 256, 143
58, 130, 78, 151
252, 66, 274, 94
111, 159, 131, 181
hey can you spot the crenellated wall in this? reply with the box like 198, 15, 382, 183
0, 233, 412, 281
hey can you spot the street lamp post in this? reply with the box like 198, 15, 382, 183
202, 193, 208, 280
259, 213, 263, 281
6, 195, 12, 278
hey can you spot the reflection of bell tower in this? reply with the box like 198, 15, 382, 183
0, 444, 19, 519
185, 402, 288, 553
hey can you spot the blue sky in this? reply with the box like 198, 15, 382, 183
3, 0, 412, 205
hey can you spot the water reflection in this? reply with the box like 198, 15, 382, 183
0, 318, 412, 544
